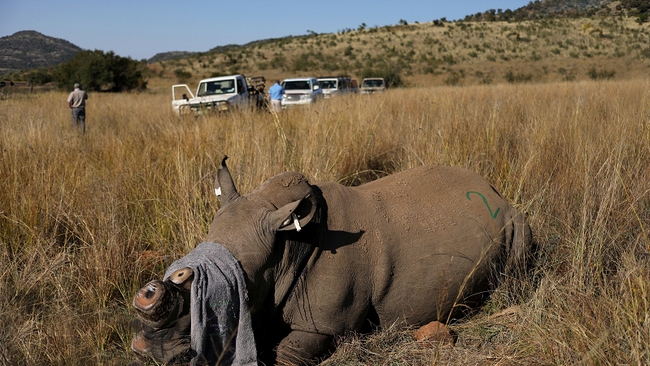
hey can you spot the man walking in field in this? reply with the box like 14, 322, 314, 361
268, 80, 284, 113
67, 83, 88, 134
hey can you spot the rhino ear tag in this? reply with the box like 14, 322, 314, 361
215, 187, 221, 197
281, 213, 302, 232
292, 213, 302, 232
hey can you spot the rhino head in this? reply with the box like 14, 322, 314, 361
206, 156, 320, 312
132, 156, 321, 364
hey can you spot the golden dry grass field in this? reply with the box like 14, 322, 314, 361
1, 77, 650, 365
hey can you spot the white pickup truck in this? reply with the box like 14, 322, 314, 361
172, 74, 266, 115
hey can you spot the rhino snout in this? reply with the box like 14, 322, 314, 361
133, 269, 193, 327
132, 329, 192, 364
131, 331, 149, 354
133, 281, 162, 311
131, 268, 194, 363
133, 280, 173, 325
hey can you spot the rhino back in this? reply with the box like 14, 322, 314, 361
287, 166, 516, 332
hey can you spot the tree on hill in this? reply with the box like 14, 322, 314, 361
53, 50, 147, 92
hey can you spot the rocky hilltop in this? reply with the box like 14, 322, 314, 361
147, 51, 196, 64
0, 31, 82, 75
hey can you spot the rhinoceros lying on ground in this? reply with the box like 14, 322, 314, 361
132, 157, 533, 365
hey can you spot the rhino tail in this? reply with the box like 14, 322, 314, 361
503, 207, 535, 281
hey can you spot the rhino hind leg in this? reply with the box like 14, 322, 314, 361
504, 208, 535, 280
276, 331, 333, 365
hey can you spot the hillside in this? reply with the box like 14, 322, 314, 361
0, 31, 82, 75
147, 51, 195, 64
467, 0, 607, 20
4, 0, 650, 88
466, 0, 650, 20
147, 12, 650, 89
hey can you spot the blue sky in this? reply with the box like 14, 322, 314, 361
1, 1, 532, 61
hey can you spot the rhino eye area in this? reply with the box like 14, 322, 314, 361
170, 267, 193, 285
134, 281, 163, 310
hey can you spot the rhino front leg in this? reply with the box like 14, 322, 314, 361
276, 331, 333, 365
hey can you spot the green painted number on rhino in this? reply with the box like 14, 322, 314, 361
466, 191, 500, 219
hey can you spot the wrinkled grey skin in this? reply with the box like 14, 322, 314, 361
133, 156, 533, 365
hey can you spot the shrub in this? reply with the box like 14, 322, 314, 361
443, 54, 456, 65
557, 67, 576, 81
474, 70, 493, 84
292, 53, 317, 72
444, 70, 462, 85
504, 70, 533, 83
174, 69, 192, 82
53, 50, 147, 92
587, 68, 616, 80
25, 68, 54, 85
344, 46, 355, 59
270, 54, 286, 69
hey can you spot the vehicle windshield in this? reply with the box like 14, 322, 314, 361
363, 79, 384, 88
282, 80, 312, 90
197, 79, 236, 96
318, 80, 337, 89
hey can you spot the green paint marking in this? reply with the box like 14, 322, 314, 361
466, 191, 500, 219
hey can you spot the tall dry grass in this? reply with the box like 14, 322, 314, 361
1, 79, 649, 365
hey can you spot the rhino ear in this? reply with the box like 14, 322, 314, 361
215, 156, 240, 205
272, 194, 318, 232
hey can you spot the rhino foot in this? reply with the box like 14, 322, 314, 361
276, 331, 333, 366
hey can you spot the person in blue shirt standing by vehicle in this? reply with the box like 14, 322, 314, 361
268, 80, 284, 113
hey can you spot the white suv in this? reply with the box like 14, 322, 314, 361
281, 77, 323, 107
360, 77, 386, 94
317, 75, 353, 98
